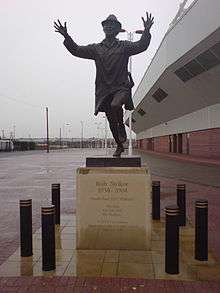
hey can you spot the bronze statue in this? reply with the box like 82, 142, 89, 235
54, 13, 154, 157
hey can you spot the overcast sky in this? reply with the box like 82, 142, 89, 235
0, 0, 193, 139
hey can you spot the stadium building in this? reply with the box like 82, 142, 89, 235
126, 0, 220, 159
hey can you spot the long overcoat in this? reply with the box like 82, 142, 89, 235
63, 31, 151, 115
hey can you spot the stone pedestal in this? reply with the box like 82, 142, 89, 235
76, 166, 151, 250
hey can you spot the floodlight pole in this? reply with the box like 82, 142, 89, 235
104, 115, 108, 155
59, 128, 62, 148
80, 121, 84, 149
46, 107, 49, 153
128, 32, 133, 156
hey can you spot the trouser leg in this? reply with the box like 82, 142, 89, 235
105, 106, 125, 157
117, 107, 124, 124
110, 90, 127, 144
117, 107, 127, 143
105, 109, 122, 146
103, 90, 128, 156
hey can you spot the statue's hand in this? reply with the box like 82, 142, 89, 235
54, 19, 68, 37
142, 12, 154, 31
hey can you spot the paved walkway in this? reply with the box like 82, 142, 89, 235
136, 149, 220, 187
135, 149, 220, 261
0, 149, 220, 292
2, 213, 218, 281
137, 149, 220, 167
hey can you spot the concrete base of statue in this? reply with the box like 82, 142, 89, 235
76, 161, 152, 250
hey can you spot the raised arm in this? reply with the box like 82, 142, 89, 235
125, 12, 154, 56
54, 19, 95, 60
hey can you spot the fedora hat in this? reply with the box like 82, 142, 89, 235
101, 14, 122, 30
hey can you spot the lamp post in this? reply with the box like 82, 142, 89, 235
95, 122, 102, 148
46, 107, 49, 153
59, 128, 62, 148
62, 123, 70, 147
80, 121, 84, 149
104, 114, 108, 155
1, 130, 5, 139
66, 123, 70, 147
13, 124, 16, 139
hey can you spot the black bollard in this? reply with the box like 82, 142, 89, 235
165, 205, 179, 274
195, 199, 208, 261
20, 199, 33, 257
177, 184, 186, 226
152, 181, 160, 220
51, 183, 60, 225
41, 206, 56, 271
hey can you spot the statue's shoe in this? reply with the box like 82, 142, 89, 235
113, 145, 124, 157
118, 124, 127, 143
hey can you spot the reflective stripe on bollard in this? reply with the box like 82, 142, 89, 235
41, 206, 56, 271
165, 205, 179, 274
152, 181, 160, 220
177, 184, 186, 226
20, 199, 33, 257
195, 199, 208, 261
51, 183, 60, 225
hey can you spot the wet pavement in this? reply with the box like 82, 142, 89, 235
0, 149, 91, 265
135, 149, 220, 187
1, 213, 219, 281
0, 148, 220, 292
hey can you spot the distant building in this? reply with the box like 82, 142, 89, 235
126, 0, 220, 159
0, 139, 14, 151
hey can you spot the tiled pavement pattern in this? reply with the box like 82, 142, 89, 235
0, 149, 220, 292
0, 213, 220, 281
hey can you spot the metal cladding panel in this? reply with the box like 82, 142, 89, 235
128, 0, 220, 118
136, 103, 220, 140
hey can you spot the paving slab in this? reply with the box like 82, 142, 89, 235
0, 148, 220, 291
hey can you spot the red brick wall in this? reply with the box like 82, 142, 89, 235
154, 136, 170, 153
189, 128, 220, 158
147, 138, 154, 151
210, 128, 220, 158
182, 133, 188, 154
137, 128, 220, 159
138, 136, 169, 153
139, 139, 148, 150
189, 130, 211, 157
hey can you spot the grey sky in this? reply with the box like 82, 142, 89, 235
0, 0, 192, 139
